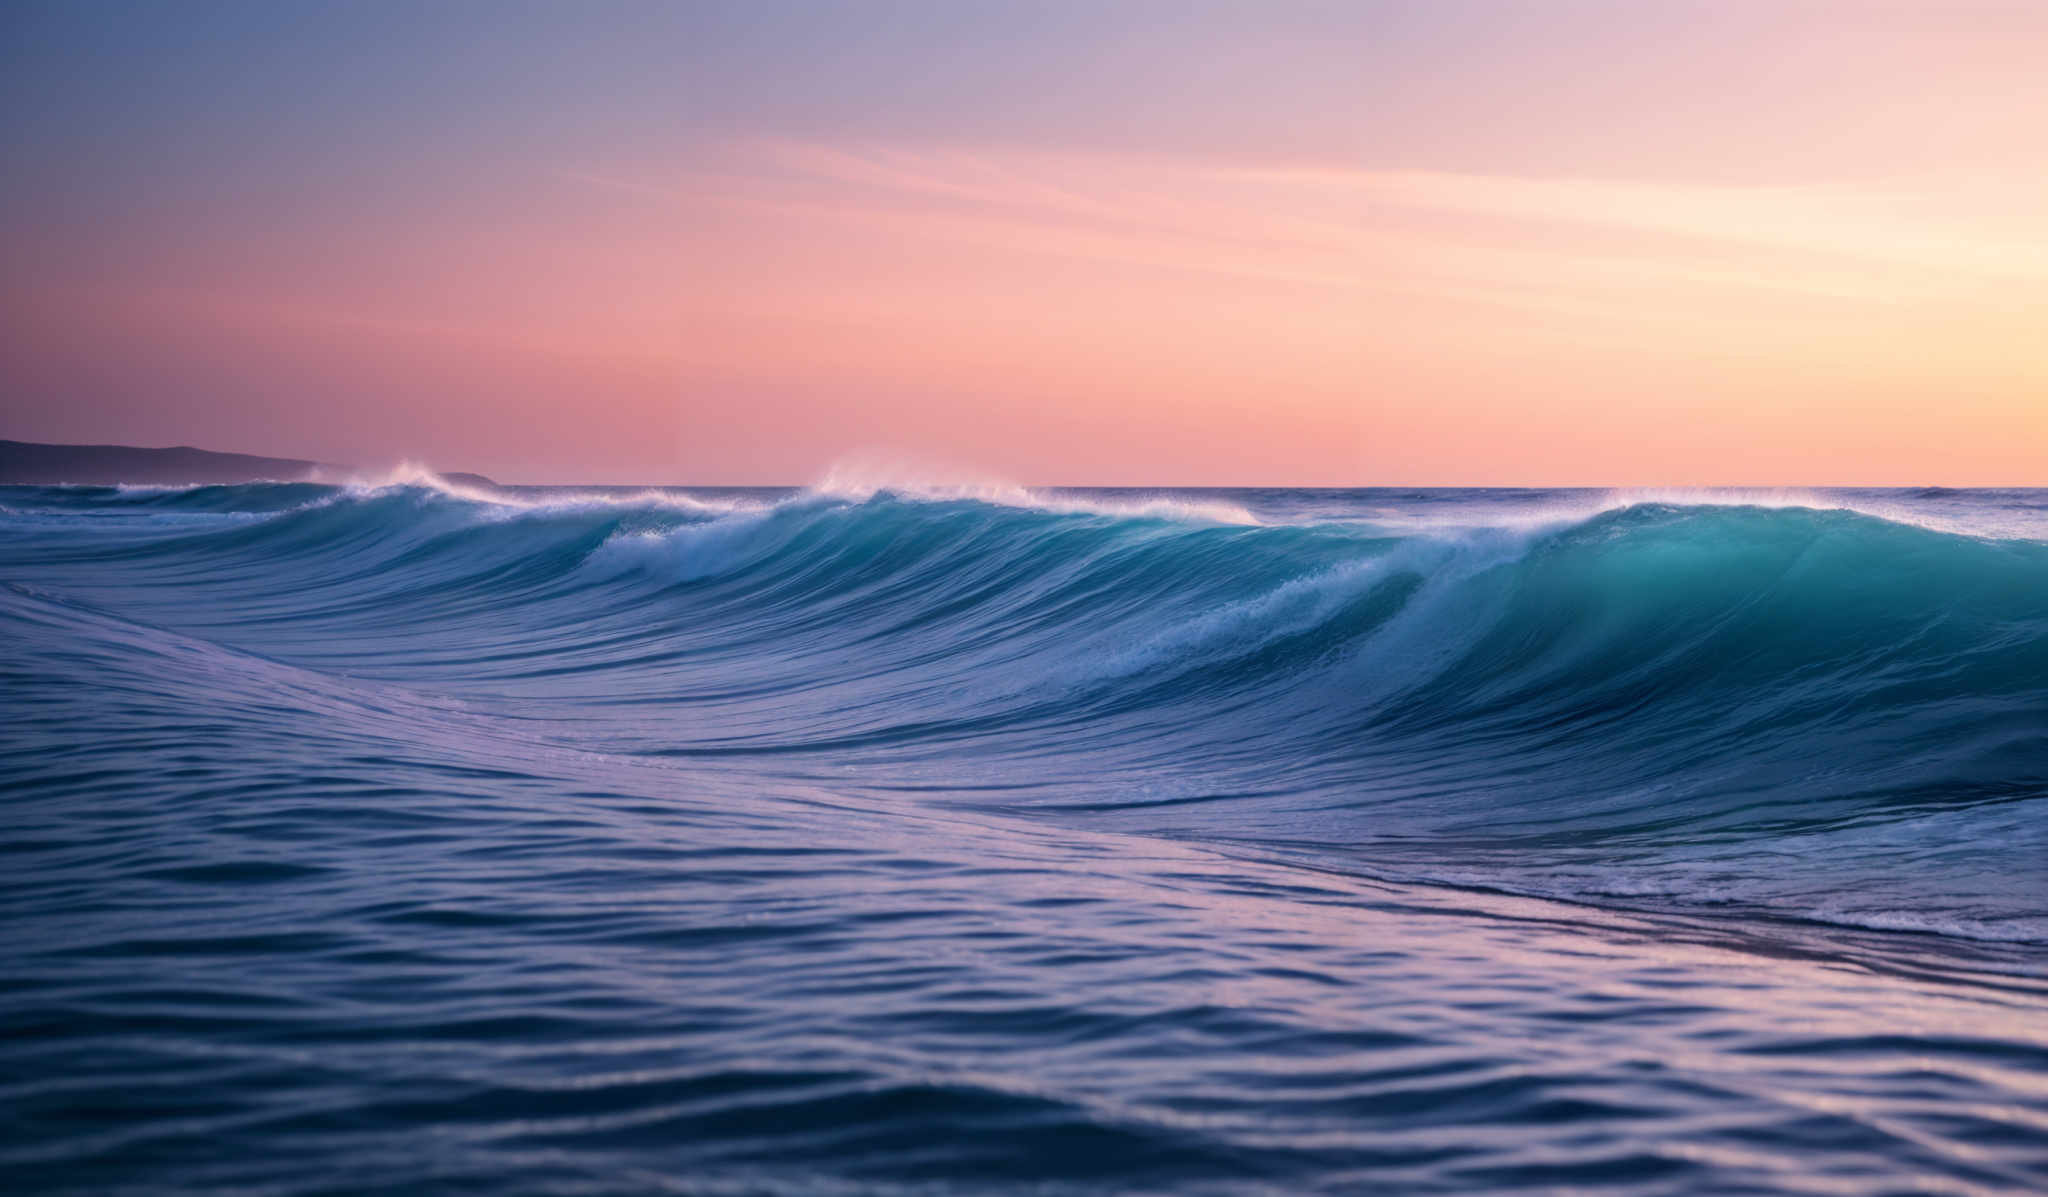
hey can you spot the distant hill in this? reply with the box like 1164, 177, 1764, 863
0, 440, 326, 485
0, 440, 498, 489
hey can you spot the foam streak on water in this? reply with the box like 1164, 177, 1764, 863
2, 480, 2045, 1194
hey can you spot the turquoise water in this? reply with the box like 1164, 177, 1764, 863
3, 480, 2045, 1193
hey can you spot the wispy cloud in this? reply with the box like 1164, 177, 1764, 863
566, 142, 2047, 324
1215, 165, 2048, 281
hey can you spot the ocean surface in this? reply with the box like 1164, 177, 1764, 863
3, 475, 2045, 1195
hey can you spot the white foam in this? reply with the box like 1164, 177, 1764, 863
809, 456, 1260, 525
1601, 487, 2048, 541
313, 461, 764, 518
1339, 486, 2048, 544
314, 461, 509, 504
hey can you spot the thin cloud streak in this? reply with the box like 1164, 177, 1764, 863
576, 141, 2043, 314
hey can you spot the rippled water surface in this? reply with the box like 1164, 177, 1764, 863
3, 479, 2045, 1194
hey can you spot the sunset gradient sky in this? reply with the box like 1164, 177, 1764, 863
3, 1, 2044, 483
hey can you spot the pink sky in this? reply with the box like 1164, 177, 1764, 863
3, 3, 2044, 483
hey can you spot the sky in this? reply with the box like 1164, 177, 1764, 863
2, 1, 2044, 484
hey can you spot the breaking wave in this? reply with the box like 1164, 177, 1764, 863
7, 476, 2044, 941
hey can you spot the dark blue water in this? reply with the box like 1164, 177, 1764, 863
4, 476, 2046, 1194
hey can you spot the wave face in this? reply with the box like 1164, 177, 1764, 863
4, 479, 2046, 1194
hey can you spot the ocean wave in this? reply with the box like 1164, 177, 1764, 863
3, 478, 2043, 938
